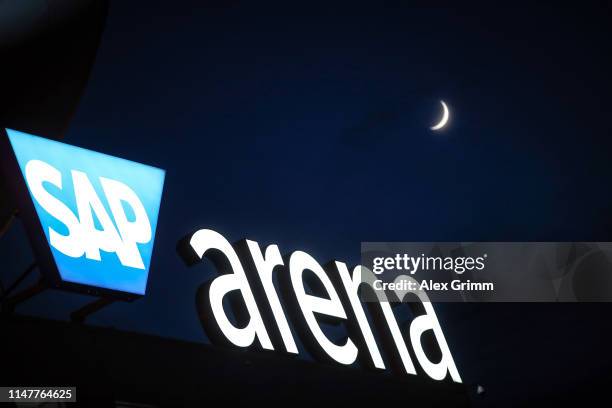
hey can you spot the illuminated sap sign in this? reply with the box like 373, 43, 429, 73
2, 129, 165, 297
179, 229, 462, 383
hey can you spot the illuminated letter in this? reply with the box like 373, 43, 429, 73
289, 251, 358, 365
333, 262, 385, 369
409, 293, 462, 382
72, 170, 125, 265
245, 240, 298, 354
100, 176, 152, 269
24, 160, 83, 258
357, 266, 417, 375
397, 275, 462, 383
189, 229, 273, 350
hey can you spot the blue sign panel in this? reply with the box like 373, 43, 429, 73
6, 129, 165, 295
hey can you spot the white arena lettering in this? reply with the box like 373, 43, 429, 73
180, 228, 462, 383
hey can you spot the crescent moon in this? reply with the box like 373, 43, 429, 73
430, 100, 450, 131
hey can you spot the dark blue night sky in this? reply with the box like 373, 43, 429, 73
2, 2, 612, 406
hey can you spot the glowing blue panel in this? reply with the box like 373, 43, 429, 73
6, 129, 165, 295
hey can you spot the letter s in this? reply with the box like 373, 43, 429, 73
476, 257, 486, 270
25, 160, 83, 258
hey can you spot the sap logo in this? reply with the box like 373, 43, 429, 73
5, 129, 165, 296
25, 159, 151, 270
